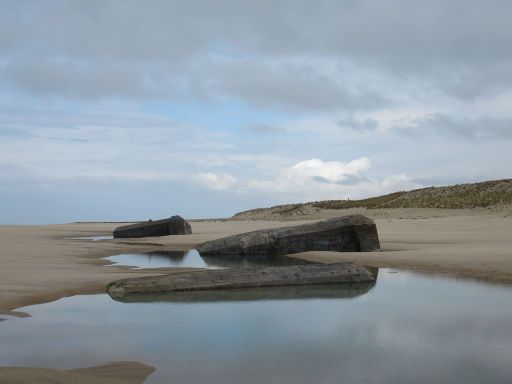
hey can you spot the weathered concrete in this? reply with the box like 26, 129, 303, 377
109, 282, 376, 303
197, 214, 380, 256
113, 215, 192, 238
106, 262, 376, 299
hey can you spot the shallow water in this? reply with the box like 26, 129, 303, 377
104, 249, 312, 269
1, 270, 511, 384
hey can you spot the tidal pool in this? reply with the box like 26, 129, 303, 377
0, 270, 511, 384
104, 249, 312, 269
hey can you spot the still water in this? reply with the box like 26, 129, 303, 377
0, 270, 511, 384
104, 249, 312, 269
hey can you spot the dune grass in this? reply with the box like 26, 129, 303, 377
312, 179, 512, 210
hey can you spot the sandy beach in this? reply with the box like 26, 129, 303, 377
1, 208, 511, 317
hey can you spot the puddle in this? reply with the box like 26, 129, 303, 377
103, 249, 313, 269
1, 270, 511, 384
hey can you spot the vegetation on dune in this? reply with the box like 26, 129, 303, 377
380, 179, 512, 209
233, 179, 512, 218
231, 203, 306, 218
312, 192, 406, 209
313, 179, 512, 210
272, 204, 305, 214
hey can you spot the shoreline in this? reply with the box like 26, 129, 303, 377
1, 208, 512, 314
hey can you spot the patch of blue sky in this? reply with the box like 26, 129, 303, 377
142, 98, 304, 134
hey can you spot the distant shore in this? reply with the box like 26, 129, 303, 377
1, 208, 512, 315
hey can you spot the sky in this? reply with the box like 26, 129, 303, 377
1, 0, 511, 224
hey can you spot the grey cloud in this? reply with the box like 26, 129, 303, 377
336, 174, 371, 186
7, 0, 506, 65
418, 62, 512, 101
3, 61, 138, 100
245, 124, 286, 134
311, 176, 330, 184
200, 59, 387, 111
338, 117, 379, 132
332, 113, 512, 140
1, 0, 511, 107
397, 113, 512, 140
311, 174, 369, 186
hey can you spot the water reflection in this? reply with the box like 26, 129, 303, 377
0, 270, 511, 384
104, 249, 211, 269
104, 249, 313, 269
201, 253, 314, 268
153, 250, 187, 262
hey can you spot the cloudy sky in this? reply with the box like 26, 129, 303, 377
1, 0, 511, 223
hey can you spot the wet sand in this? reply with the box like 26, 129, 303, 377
1, 209, 512, 316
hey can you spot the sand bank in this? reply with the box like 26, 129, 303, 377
1, 209, 511, 314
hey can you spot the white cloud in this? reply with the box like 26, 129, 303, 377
381, 174, 415, 189
0, 108, 239, 182
290, 158, 370, 183
196, 172, 238, 191
248, 158, 421, 201
248, 158, 370, 192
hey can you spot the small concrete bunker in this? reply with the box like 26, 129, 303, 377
113, 215, 192, 238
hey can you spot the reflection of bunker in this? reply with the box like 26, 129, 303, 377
104, 249, 318, 270
151, 250, 310, 268
109, 281, 377, 304
201, 253, 314, 269
146, 250, 187, 262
